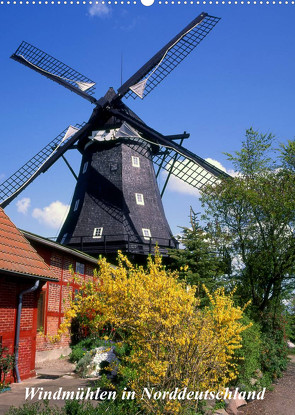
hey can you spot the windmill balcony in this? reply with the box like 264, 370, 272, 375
49, 234, 179, 257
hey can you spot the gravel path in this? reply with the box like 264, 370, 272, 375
238, 355, 295, 415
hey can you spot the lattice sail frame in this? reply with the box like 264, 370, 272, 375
153, 147, 220, 189
12, 41, 96, 96
3, 13, 223, 207
124, 14, 220, 100
0, 124, 84, 207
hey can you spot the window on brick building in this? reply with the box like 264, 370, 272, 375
37, 291, 45, 330
75, 262, 85, 275
135, 193, 144, 205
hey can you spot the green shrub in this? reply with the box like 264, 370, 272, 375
0, 345, 14, 390
260, 333, 288, 381
7, 399, 222, 415
260, 313, 289, 384
235, 315, 262, 389
7, 401, 59, 415
235, 312, 290, 390
75, 351, 93, 378
68, 346, 85, 364
7, 399, 144, 415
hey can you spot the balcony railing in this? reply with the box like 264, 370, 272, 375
49, 234, 179, 255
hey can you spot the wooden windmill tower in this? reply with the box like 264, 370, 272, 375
0, 12, 228, 258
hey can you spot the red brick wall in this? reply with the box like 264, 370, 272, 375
0, 276, 39, 382
30, 245, 96, 353
0, 243, 97, 384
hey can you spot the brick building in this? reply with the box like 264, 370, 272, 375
0, 208, 98, 382
22, 230, 97, 362
0, 208, 56, 381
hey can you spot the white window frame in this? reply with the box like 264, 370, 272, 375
142, 228, 151, 240
60, 233, 67, 244
74, 199, 80, 212
135, 193, 144, 205
132, 156, 140, 168
93, 227, 103, 238
82, 161, 88, 174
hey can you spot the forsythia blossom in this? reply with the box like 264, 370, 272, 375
57, 250, 250, 414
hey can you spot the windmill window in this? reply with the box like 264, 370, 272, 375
75, 262, 85, 275
74, 199, 79, 212
142, 228, 151, 240
82, 161, 88, 174
135, 193, 144, 205
93, 227, 103, 238
132, 156, 140, 168
60, 233, 67, 244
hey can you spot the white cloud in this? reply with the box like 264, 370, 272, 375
205, 158, 227, 172
204, 158, 239, 177
32, 201, 69, 229
88, 3, 110, 17
16, 197, 31, 214
167, 175, 201, 197
204, 158, 238, 177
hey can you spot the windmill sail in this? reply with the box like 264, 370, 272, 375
11, 41, 97, 103
118, 13, 220, 100
152, 146, 223, 191
4, 12, 223, 257
0, 124, 84, 208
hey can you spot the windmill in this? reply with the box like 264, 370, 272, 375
0, 12, 228, 258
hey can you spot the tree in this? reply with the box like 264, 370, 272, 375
169, 208, 231, 300
200, 128, 295, 315
280, 139, 295, 172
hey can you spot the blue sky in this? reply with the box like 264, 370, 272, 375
1, 3, 295, 238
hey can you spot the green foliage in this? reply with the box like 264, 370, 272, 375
259, 313, 289, 383
224, 127, 275, 176
285, 295, 295, 343
98, 399, 144, 415
173, 128, 295, 392
7, 400, 144, 415
201, 128, 295, 314
7, 401, 59, 415
0, 345, 14, 390
6, 399, 227, 415
69, 337, 113, 363
169, 208, 229, 302
280, 139, 295, 171
235, 313, 289, 390
75, 351, 93, 378
235, 315, 262, 390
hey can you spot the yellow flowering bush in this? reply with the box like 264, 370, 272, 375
58, 251, 250, 414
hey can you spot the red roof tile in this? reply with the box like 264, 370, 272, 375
0, 208, 57, 280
